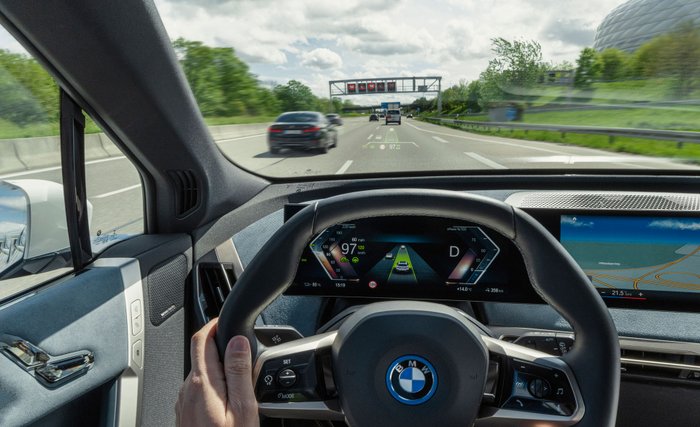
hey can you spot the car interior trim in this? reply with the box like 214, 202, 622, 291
491, 326, 700, 373
91, 258, 145, 427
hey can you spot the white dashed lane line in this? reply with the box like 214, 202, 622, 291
432, 136, 449, 143
94, 184, 142, 199
335, 160, 353, 175
464, 152, 508, 169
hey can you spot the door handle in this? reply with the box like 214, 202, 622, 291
1, 334, 94, 387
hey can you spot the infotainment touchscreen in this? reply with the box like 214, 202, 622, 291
560, 215, 700, 305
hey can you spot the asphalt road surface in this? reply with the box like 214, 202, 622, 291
1, 116, 697, 242
217, 117, 700, 176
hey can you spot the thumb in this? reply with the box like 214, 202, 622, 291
224, 335, 259, 426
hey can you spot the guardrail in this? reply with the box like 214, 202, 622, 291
0, 122, 270, 175
423, 117, 700, 146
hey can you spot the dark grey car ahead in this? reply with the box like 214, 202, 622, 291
268, 111, 338, 154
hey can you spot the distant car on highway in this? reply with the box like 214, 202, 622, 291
385, 252, 393, 259
407, 113, 414, 118
325, 113, 343, 126
386, 109, 401, 125
369, 114, 378, 121
379, 113, 385, 118
268, 111, 338, 154
394, 260, 412, 274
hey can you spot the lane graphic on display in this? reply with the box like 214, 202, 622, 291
561, 216, 700, 294
388, 245, 416, 284
363, 245, 442, 286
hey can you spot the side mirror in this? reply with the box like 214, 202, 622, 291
0, 181, 29, 277
0, 179, 91, 280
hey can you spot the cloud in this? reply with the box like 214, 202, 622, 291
148, 0, 626, 96
562, 216, 594, 228
300, 48, 342, 70
649, 220, 700, 231
541, 18, 597, 46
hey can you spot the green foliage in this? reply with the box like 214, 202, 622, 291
479, 37, 547, 107
597, 48, 628, 81
331, 98, 343, 113
273, 80, 317, 111
626, 22, 700, 97
173, 38, 278, 116
574, 47, 600, 89
0, 49, 58, 126
436, 80, 482, 114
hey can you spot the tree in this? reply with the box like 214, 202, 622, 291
0, 50, 57, 125
626, 22, 700, 97
330, 97, 343, 113
255, 87, 281, 115
412, 97, 432, 112
172, 38, 270, 116
465, 80, 482, 113
479, 37, 547, 107
574, 47, 600, 89
597, 48, 628, 81
661, 22, 700, 97
273, 80, 317, 111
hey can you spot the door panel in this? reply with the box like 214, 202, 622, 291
0, 263, 131, 426
0, 234, 192, 427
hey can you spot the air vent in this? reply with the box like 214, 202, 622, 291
620, 348, 700, 381
168, 170, 200, 217
198, 263, 235, 320
506, 191, 700, 211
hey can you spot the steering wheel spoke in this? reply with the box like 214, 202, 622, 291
253, 331, 344, 420
476, 336, 584, 426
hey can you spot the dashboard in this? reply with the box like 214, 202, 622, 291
285, 193, 700, 312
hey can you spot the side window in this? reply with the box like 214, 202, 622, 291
0, 27, 143, 300
84, 122, 144, 253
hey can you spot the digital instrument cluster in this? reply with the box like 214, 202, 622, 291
287, 216, 539, 302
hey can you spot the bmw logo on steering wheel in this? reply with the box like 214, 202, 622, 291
386, 355, 438, 405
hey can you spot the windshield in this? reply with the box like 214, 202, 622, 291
277, 112, 320, 123
155, 0, 700, 177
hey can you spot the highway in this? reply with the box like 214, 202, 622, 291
1, 117, 697, 241
218, 117, 700, 176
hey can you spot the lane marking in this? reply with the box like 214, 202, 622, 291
411, 121, 565, 154
375, 136, 382, 139
405, 121, 423, 131
214, 133, 266, 143
518, 155, 659, 169
94, 184, 142, 199
335, 160, 353, 175
464, 152, 508, 169
363, 141, 419, 148
432, 136, 449, 143
0, 156, 127, 179
389, 128, 394, 132
367, 134, 373, 140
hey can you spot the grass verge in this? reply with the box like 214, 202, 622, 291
423, 119, 700, 163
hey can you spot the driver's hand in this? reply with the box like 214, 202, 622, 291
176, 319, 260, 427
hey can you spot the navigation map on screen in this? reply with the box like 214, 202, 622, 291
561, 216, 700, 294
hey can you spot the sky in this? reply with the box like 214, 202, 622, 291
0, 0, 628, 103
152, 0, 628, 102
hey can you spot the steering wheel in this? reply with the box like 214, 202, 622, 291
216, 189, 619, 427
